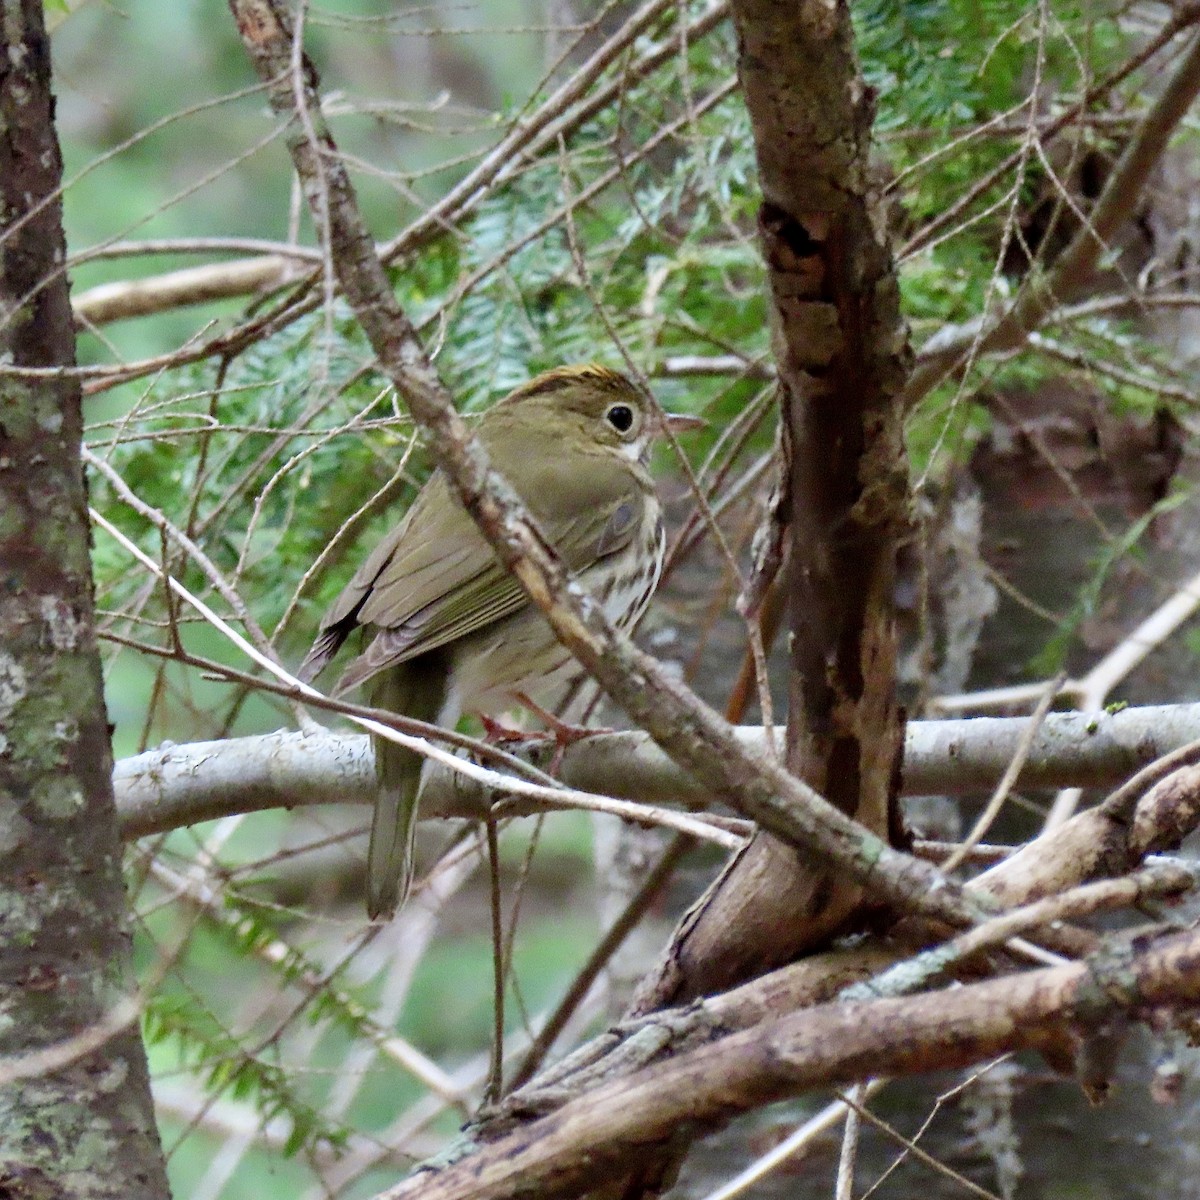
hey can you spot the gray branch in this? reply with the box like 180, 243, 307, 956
113, 702, 1200, 839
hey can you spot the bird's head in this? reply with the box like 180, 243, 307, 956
492, 364, 703, 463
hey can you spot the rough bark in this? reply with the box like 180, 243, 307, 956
0, 5, 170, 1198
401, 753, 1199, 1195
632, 0, 913, 1011
384, 925, 1200, 1200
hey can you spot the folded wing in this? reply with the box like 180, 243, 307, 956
300, 450, 649, 695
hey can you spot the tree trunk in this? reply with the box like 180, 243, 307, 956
631, 0, 912, 1012
0, 4, 170, 1197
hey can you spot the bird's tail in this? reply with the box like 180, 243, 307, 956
367, 665, 448, 920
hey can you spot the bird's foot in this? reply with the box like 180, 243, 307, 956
479, 712, 545, 747
511, 692, 613, 774
512, 692, 614, 744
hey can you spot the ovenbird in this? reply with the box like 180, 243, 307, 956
300, 365, 701, 919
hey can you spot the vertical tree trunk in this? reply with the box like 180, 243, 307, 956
632, 0, 913, 1011
748, 0, 913, 936
0, 5, 170, 1197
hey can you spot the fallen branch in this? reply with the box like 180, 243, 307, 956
384, 924, 1200, 1200
478, 757, 1200, 1125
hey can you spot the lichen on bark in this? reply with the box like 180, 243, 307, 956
0, 3, 169, 1197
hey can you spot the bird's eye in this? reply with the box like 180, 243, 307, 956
606, 404, 635, 433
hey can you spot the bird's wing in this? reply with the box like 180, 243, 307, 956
325, 455, 649, 694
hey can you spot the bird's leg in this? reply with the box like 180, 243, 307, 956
511, 692, 612, 774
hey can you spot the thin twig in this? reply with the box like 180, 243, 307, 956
508, 833, 694, 1091
941, 674, 1063, 872
485, 817, 506, 1107
904, 27, 1200, 408
835, 1083, 865, 1200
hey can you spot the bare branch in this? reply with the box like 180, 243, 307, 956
385, 926, 1200, 1200
73, 255, 307, 328
111, 701, 1200, 838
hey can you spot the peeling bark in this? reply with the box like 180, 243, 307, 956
633, 0, 913, 1011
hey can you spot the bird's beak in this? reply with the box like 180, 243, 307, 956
661, 411, 706, 434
